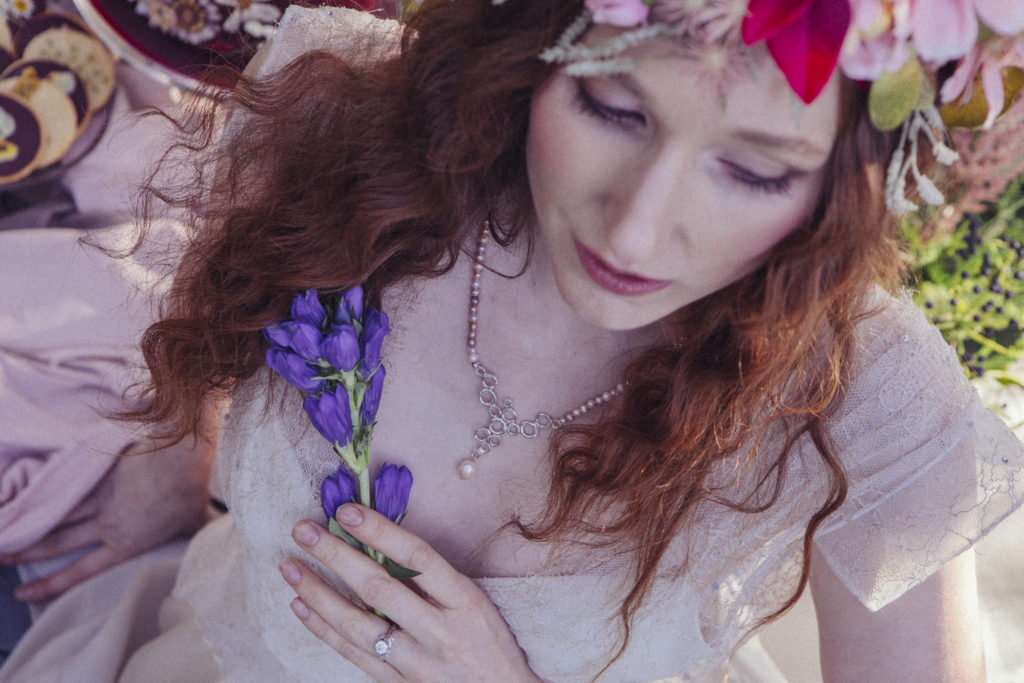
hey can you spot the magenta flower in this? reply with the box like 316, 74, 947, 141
303, 389, 354, 447
374, 463, 413, 524
266, 347, 325, 393
321, 465, 356, 519
585, 0, 650, 28
742, 0, 852, 104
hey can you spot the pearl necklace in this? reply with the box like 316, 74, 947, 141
456, 223, 625, 479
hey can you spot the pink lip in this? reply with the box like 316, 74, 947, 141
574, 241, 672, 297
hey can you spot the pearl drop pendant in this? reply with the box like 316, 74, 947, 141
457, 458, 477, 479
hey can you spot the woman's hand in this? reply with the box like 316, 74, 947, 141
1, 437, 215, 602
280, 504, 542, 682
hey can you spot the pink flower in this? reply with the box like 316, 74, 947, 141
911, 0, 1024, 64
840, 0, 912, 81
586, 0, 650, 28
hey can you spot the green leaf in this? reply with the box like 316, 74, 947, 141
383, 556, 422, 580
328, 518, 363, 551
869, 56, 924, 131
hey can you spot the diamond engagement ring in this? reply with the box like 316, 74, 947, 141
373, 623, 397, 662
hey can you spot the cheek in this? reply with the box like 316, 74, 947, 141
526, 79, 594, 210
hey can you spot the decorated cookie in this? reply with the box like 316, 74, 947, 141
12, 11, 91, 57
0, 91, 43, 183
0, 71, 76, 168
22, 28, 115, 113
0, 19, 12, 55
2, 59, 89, 128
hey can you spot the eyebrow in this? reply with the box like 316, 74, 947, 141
731, 130, 830, 161
605, 73, 832, 162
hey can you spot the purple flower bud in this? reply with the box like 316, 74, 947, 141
303, 389, 353, 446
359, 309, 390, 377
361, 365, 385, 427
374, 463, 412, 524
266, 347, 324, 393
322, 324, 360, 372
285, 321, 324, 362
336, 286, 364, 325
291, 289, 327, 329
264, 324, 291, 348
320, 465, 356, 520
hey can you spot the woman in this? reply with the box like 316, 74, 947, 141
4, 1, 1023, 680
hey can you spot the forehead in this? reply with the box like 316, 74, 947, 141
584, 25, 842, 149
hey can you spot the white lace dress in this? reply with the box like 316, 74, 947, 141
107, 281, 1014, 683
2, 8, 1022, 682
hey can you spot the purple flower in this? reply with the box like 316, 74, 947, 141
359, 309, 390, 377
374, 463, 412, 524
264, 324, 291, 348
266, 347, 324, 393
320, 465, 356, 520
322, 324, 360, 372
291, 289, 328, 328
361, 365, 385, 427
303, 389, 353, 446
336, 285, 364, 325
283, 321, 324, 361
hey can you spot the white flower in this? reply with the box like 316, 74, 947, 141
215, 0, 280, 37
169, 0, 221, 45
135, 0, 179, 33
3, 0, 35, 20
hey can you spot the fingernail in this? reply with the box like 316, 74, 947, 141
293, 522, 320, 547
280, 561, 301, 586
336, 504, 362, 526
14, 585, 36, 602
291, 597, 310, 619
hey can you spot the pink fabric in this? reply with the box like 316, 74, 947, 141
0, 89, 187, 556
0, 224, 178, 554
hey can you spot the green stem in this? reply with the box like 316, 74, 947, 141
358, 469, 371, 510
982, 369, 1024, 387
964, 329, 1024, 359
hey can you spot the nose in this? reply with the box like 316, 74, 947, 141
604, 145, 687, 267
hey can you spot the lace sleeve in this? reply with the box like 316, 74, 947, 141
237, 6, 400, 81
814, 292, 1024, 611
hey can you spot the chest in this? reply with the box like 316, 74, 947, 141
333, 264, 626, 577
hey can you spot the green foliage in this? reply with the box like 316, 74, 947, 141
906, 175, 1024, 385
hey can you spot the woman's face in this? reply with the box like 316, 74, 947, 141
526, 38, 842, 331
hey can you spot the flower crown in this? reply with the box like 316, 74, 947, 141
524, 0, 1024, 213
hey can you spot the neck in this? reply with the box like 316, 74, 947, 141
470, 225, 651, 405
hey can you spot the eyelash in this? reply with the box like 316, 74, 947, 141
573, 80, 794, 196
573, 80, 646, 129
722, 161, 794, 196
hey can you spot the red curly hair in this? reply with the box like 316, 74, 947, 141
134, 0, 902, 670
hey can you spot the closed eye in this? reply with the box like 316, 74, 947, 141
573, 79, 646, 130
721, 160, 794, 196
